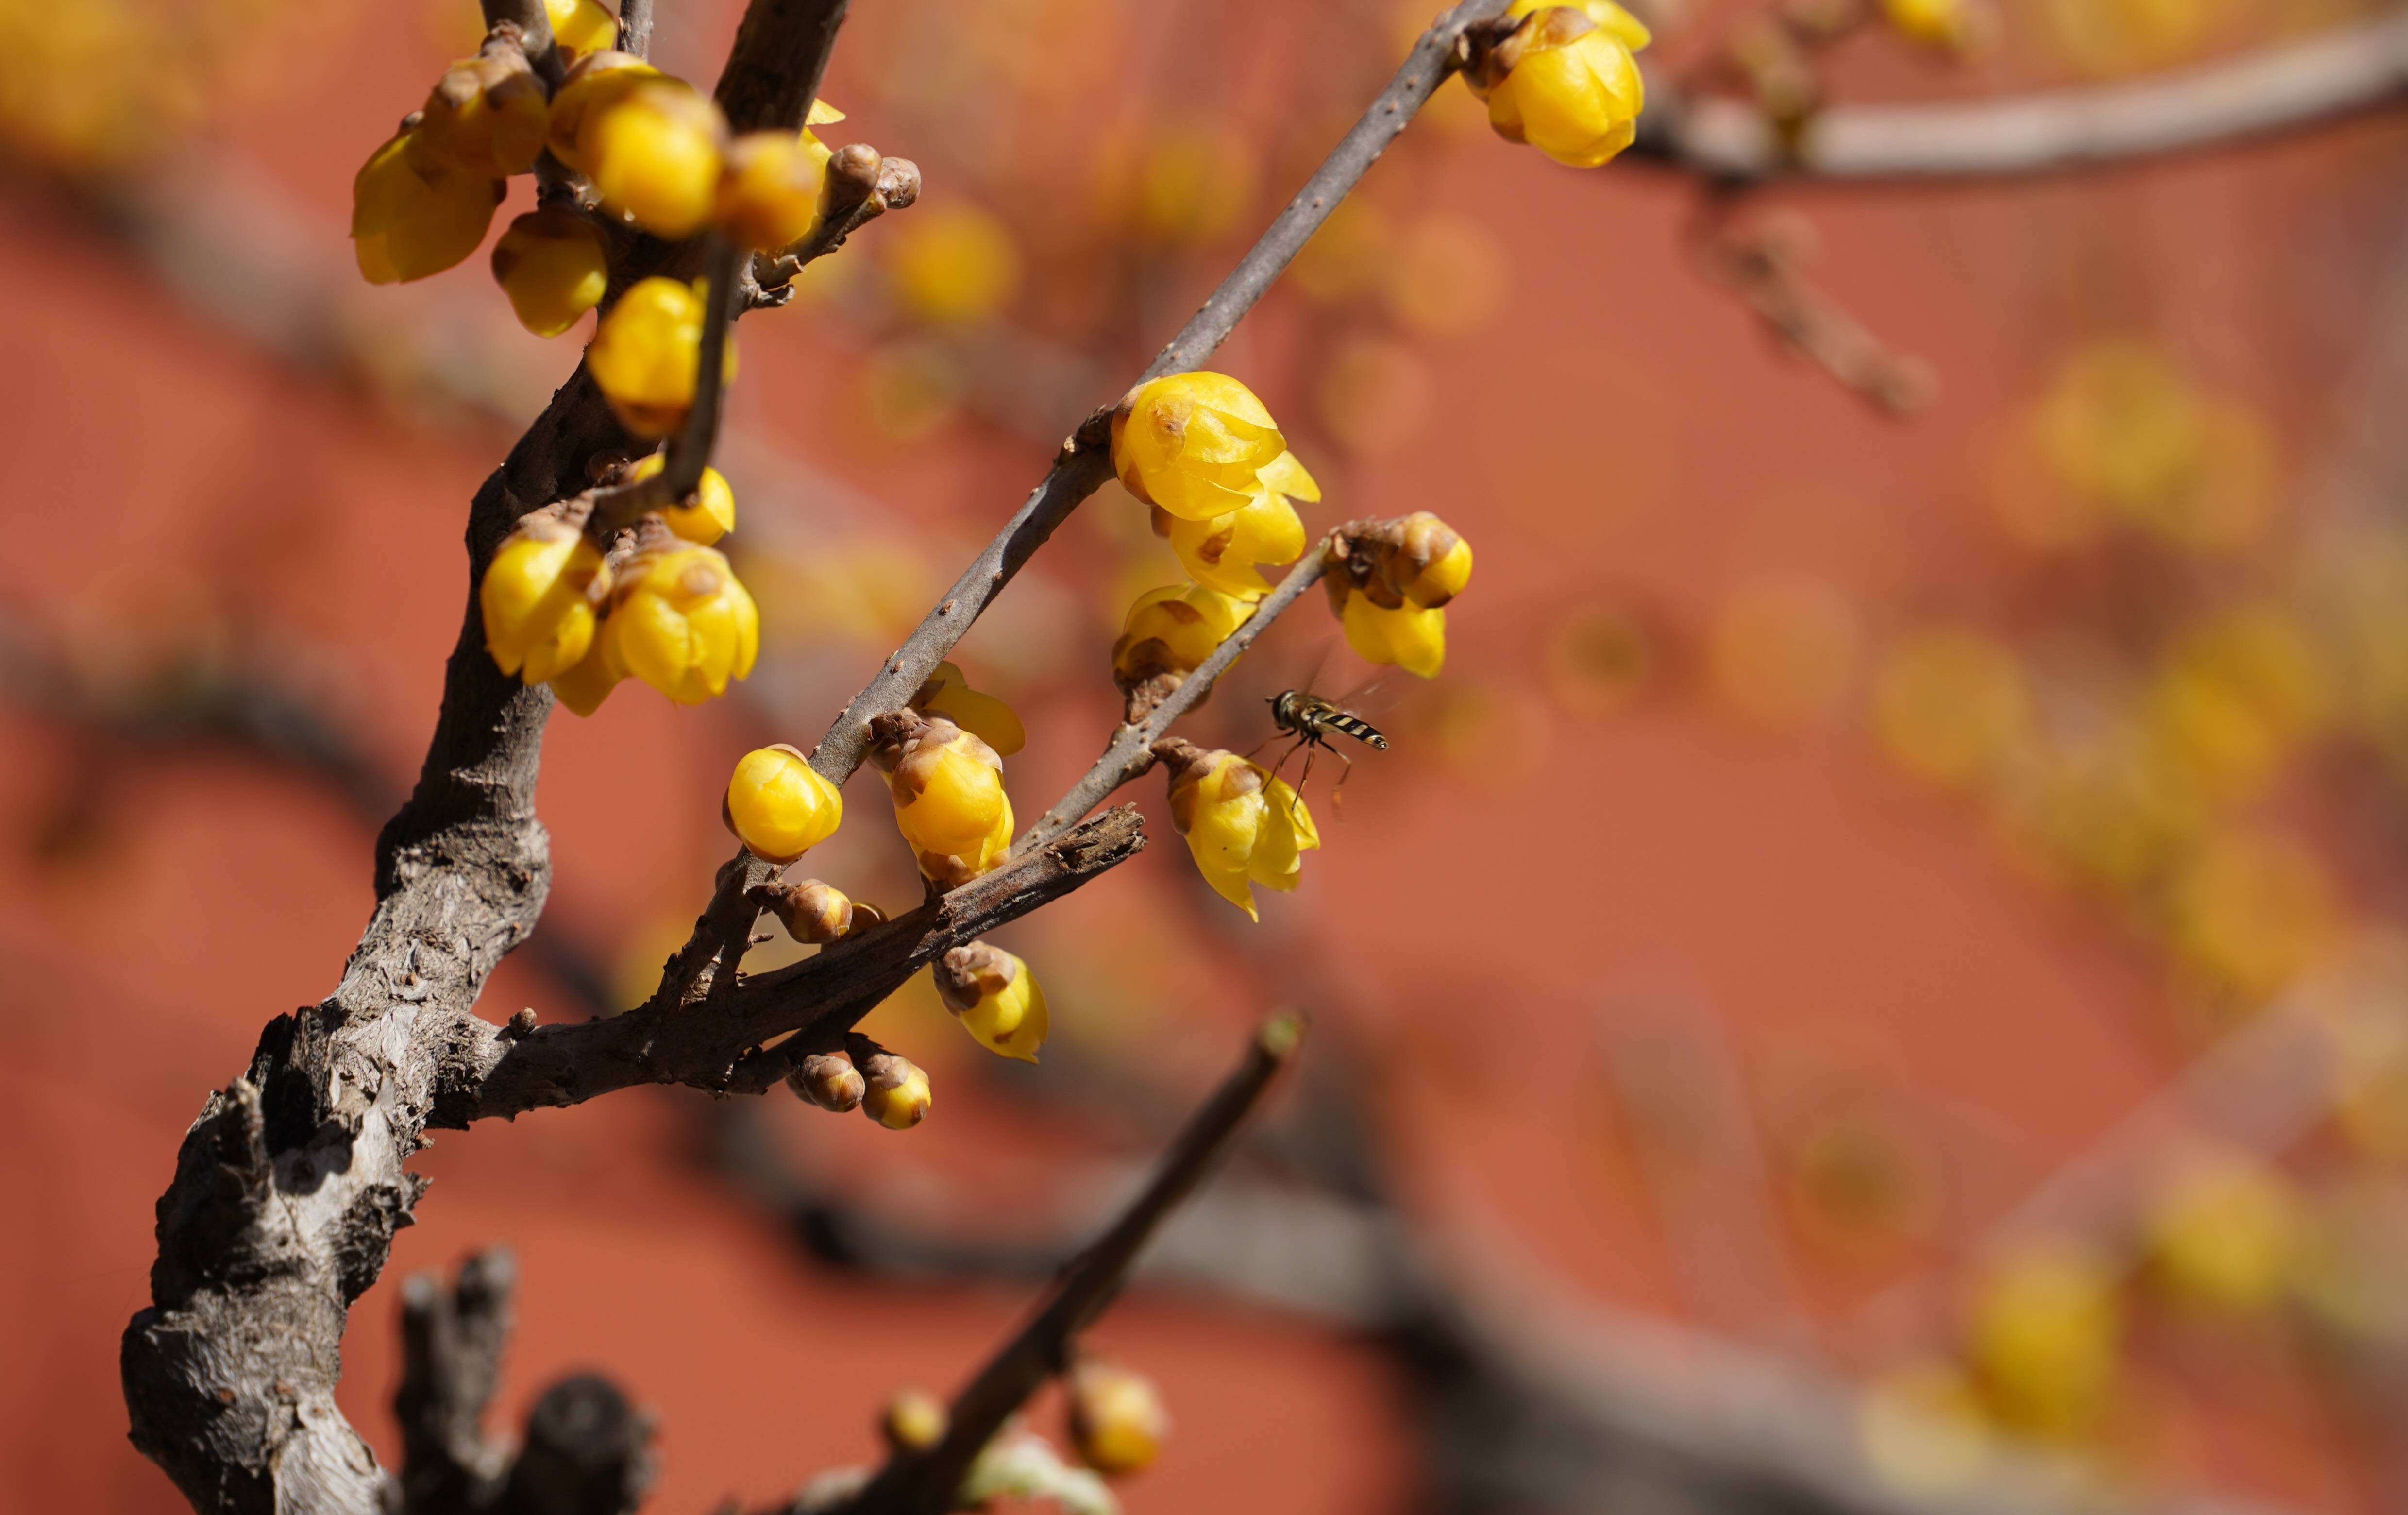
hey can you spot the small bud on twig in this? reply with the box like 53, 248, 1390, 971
787, 1049, 866, 1112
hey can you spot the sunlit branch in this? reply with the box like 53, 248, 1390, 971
1635, 9, 2408, 183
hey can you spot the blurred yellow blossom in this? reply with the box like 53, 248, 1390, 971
587, 275, 736, 437
481, 517, 608, 684
491, 208, 611, 337
1132, 123, 1256, 244
886, 203, 1022, 325
1963, 1241, 2123, 1440
2144, 1156, 2299, 1313
2167, 829, 2347, 1008
627, 452, 737, 545
1381, 216, 1509, 339
1872, 628, 2030, 790
352, 129, 504, 285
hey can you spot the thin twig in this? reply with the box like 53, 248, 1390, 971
839, 1013, 1308, 1515
1019, 539, 1334, 854
1634, 8, 2408, 182
616, 0, 653, 57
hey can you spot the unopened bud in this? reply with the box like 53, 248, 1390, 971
1067, 1362, 1168, 1477
755, 878, 855, 944
934, 942, 1048, 1062
880, 1389, 948, 1453
787, 1050, 865, 1112
859, 1047, 931, 1130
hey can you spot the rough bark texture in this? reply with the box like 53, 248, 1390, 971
118, 369, 623, 1515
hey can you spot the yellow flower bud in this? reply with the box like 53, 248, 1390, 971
1963, 1241, 2122, 1439
548, 631, 624, 715
1111, 372, 1319, 522
860, 1047, 931, 1130
2144, 1158, 2298, 1314
715, 130, 830, 252
586, 76, 726, 238
1472, 2, 1650, 169
351, 129, 504, 284
723, 743, 843, 863
602, 544, 759, 703
587, 275, 737, 437
1339, 591, 1446, 679
1883, 0, 1970, 48
1159, 489, 1306, 600
1381, 512, 1473, 608
912, 661, 1025, 756
490, 208, 610, 336
547, 51, 658, 173
480, 517, 609, 683
788, 1048, 865, 1111
757, 878, 856, 944
1156, 738, 1318, 921
544, 0, 620, 62
1067, 1363, 1168, 1477
869, 711, 1014, 884
934, 942, 1048, 1062
881, 1390, 948, 1453
625, 452, 736, 544
1111, 582, 1252, 691
416, 44, 549, 179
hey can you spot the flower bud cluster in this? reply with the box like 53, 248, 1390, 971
1320, 512, 1473, 679
786, 1036, 932, 1130
1104, 372, 1318, 703
352, 26, 847, 342
934, 942, 1048, 1061
868, 708, 1014, 888
1462, 0, 1652, 169
482, 508, 759, 712
1154, 737, 1319, 920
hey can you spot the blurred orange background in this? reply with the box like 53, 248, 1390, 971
7, 0, 2408, 1512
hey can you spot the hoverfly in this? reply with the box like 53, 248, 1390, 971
1253, 675, 1390, 815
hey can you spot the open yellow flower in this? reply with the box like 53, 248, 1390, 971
1112, 582, 1252, 691
1158, 488, 1306, 600
1341, 593, 1446, 678
1468, 0, 1650, 169
491, 208, 610, 336
547, 629, 624, 715
1111, 372, 1319, 522
602, 544, 759, 703
934, 942, 1048, 1062
913, 661, 1025, 755
352, 129, 504, 284
480, 517, 609, 683
1156, 738, 1319, 920
869, 709, 1014, 886
723, 743, 843, 864
626, 452, 736, 544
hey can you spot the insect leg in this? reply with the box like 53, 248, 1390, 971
1329, 747, 1356, 817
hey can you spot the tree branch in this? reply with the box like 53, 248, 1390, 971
436, 808, 1144, 1124
1019, 537, 1334, 854
715, 0, 850, 135
836, 1014, 1307, 1515
1636, 9, 2408, 183
398, 1250, 518, 1515
119, 0, 867, 1505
